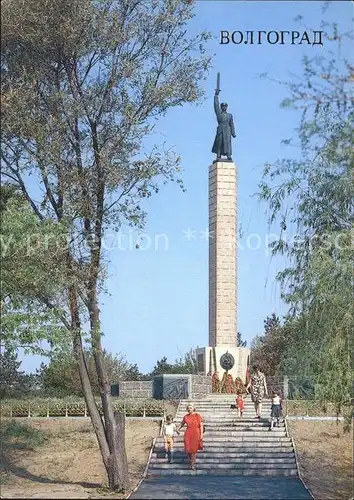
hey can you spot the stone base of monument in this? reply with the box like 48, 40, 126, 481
195, 345, 250, 381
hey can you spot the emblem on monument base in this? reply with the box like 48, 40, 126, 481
220, 351, 235, 371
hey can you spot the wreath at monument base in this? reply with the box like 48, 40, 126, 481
220, 371, 236, 394
234, 376, 247, 394
211, 372, 247, 394
212, 372, 221, 393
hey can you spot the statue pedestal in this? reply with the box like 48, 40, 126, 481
194, 159, 250, 384
195, 345, 250, 382
209, 161, 238, 347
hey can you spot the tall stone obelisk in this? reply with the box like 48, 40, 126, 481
195, 73, 250, 381
209, 160, 237, 348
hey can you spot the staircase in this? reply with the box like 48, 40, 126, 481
148, 395, 298, 476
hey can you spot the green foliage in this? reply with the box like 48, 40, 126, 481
123, 363, 149, 381
250, 314, 286, 376
150, 356, 174, 375
39, 349, 140, 396
237, 332, 247, 347
0, 349, 24, 398
0, 349, 42, 398
285, 399, 351, 417
258, 26, 354, 417
1, 190, 70, 354
150, 349, 198, 376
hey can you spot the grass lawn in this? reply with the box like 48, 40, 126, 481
288, 420, 353, 500
1, 418, 160, 499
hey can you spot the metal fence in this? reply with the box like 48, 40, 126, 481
0, 399, 166, 418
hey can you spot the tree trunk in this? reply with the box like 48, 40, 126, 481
68, 285, 113, 476
85, 122, 130, 491
111, 412, 130, 490
87, 281, 130, 491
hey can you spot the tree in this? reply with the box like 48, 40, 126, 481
250, 314, 286, 376
40, 349, 134, 396
150, 349, 198, 376
263, 314, 280, 336
0, 348, 40, 398
258, 24, 353, 416
123, 363, 148, 381
172, 349, 198, 374
0, 349, 24, 398
237, 332, 247, 347
1, 0, 211, 489
0, 183, 20, 212
1, 187, 69, 354
150, 356, 173, 376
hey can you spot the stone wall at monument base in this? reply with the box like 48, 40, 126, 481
111, 375, 212, 399
191, 375, 212, 398
112, 381, 153, 398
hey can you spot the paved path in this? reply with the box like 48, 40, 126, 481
130, 476, 312, 499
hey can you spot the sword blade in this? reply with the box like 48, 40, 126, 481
216, 72, 220, 91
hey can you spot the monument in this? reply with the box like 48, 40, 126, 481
196, 73, 250, 382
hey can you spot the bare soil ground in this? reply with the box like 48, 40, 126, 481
288, 421, 353, 500
1, 418, 160, 499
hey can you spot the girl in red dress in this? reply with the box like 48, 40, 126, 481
177, 404, 204, 470
236, 393, 245, 417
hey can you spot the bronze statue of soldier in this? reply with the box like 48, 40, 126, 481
212, 73, 236, 161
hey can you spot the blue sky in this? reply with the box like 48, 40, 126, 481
21, 1, 353, 374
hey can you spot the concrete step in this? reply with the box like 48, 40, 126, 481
175, 415, 274, 421
180, 398, 247, 401
204, 427, 285, 437
201, 426, 286, 431
147, 468, 298, 477
150, 457, 296, 464
175, 412, 273, 417
175, 427, 287, 439
154, 448, 294, 456
175, 432, 287, 438
153, 446, 294, 457
178, 402, 272, 406
202, 422, 285, 428
179, 401, 271, 404
201, 417, 284, 422
175, 414, 272, 418
152, 451, 295, 458
179, 402, 271, 406
180, 398, 266, 402
177, 406, 272, 410
156, 436, 291, 444
180, 401, 271, 414
175, 411, 272, 414
176, 406, 271, 409
148, 469, 298, 477
193, 420, 285, 425
149, 461, 295, 470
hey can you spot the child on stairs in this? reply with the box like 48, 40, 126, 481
236, 393, 245, 417
162, 415, 179, 463
269, 391, 282, 430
